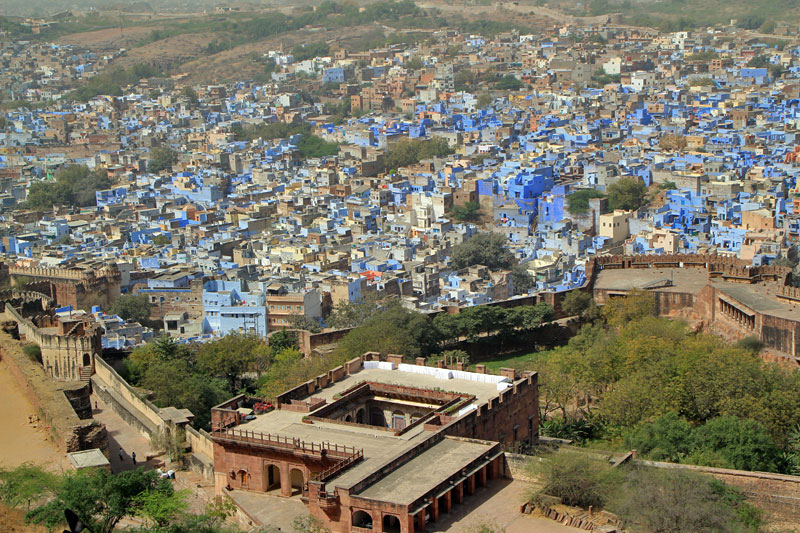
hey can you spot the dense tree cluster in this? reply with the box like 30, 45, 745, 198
22, 165, 111, 210
148, 147, 178, 173
109, 293, 152, 325
385, 137, 454, 169
529, 450, 762, 532
70, 64, 163, 102
566, 189, 605, 215
126, 334, 274, 429
450, 232, 515, 270
448, 201, 481, 222
530, 291, 800, 473
606, 177, 649, 211
0, 463, 276, 532
332, 298, 554, 362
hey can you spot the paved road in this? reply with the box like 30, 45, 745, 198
90, 393, 159, 474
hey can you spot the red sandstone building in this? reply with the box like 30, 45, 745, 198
211, 353, 538, 532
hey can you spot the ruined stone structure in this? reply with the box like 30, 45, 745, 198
7, 262, 121, 311
586, 254, 800, 360
1, 290, 103, 381
211, 353, 537, 533
0, 301, 107, 453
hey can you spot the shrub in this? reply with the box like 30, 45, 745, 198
22, 344, 42, 364
528, 451, 616, 508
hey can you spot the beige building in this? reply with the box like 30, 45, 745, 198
599, 210, 632, 243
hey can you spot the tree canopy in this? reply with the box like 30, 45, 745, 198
23, 165, 111, 210
528, 450, 762, 532
606, 177, 648, 211
567, 189, 605, 215
451, 232, 515, 270
385, 137, 454, 169
335, 301, 440, 362
527, 291, 800, 473
109, 293, 152, 324
148, 147, 178, 173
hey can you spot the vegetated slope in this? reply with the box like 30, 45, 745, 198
545, 0, 800, 31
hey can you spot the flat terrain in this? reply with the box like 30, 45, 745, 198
0, 363, 68, 471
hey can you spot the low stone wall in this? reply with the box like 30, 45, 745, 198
508, 446, 800, 523
92, 355, 164, 439
635, 459, 800, 523
0, 327, 107, 453
186, 426, 215, 479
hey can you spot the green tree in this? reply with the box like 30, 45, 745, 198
624, 412, 693, 463
689, 416, 781, 472
291, 41, 330, 61
385, 137, 454, 169
110, 293, 152, 324
149, 147, 178, 173
0, 463, 59, 508
196, 332, 272, 392
181, 86, 199, 105
495, 74, 522, 90
335, 302, 439, 361
406, 56, 423, 70
326, 296, 382, 329
267, 329, 299, 358
23, 165, 112, 209
451, 232, 515, 270
528, 450, 615, 508
567, 189, 605, 215
610, 468, 762, 532
296, 135, 339, 158
26, 467, 181, 533
477, 93, 492, 108
449, 201, 481, 222
606, 178, 648, 211
511, 264, 535, 295
560, 291, 592, 317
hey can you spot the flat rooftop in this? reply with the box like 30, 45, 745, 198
358, 437, 496, 505
593, 267, 708, 293
594, 267, 800, 321
239, 365, 509, 492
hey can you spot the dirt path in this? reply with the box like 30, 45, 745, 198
0, 363, 67, 472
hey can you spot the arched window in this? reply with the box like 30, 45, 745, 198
352, 510, 373, 529
383, 514, 401, 533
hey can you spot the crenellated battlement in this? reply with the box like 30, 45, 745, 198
588, 253, 792, 287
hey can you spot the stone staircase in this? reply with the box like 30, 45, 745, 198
79, 365, 93, 383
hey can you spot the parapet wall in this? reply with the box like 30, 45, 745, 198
587, 253, 792, 286
92, 355, 165, 438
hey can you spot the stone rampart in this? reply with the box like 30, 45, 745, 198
92, 355, 164, 438
0, 327, 106, 453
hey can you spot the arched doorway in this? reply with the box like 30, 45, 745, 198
352, 510, 373, 529
383, 514, 401, 533
344, 414, 352, 422
289, 468, 304, 496
237, 469, 249, 489
370, 410, 385, 427
265, 464, 281, 492
356, 408, 365, 424
82, 353, 91, 366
